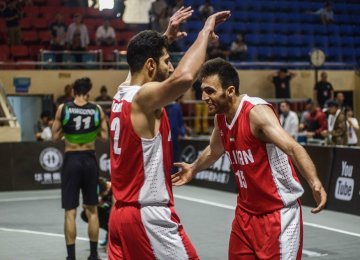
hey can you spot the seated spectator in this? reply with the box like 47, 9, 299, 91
96, 19, 116, 46
321, 100, 347, 145
207, 38, 229, 60
279, 100, 299, 139
150, 0, 167, 32
66, 13, 89, 51
3, 0, 22, 45
56, 84, 74, 107
95, 85, 112, 117
49, 13, 67, 52
229, 32, 247, 61
313, 71, 334, 108
35, 111, 53, 141
299, 99, 327, 140
198, 0, 214, 22
345, 107, 359, 146
268, 68, 296, 99
314, 2, 334, 25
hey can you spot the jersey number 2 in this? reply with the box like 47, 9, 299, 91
111, 117, 121, 155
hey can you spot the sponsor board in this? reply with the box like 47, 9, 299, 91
327, 148, 360, 216
179, 140, 237, 193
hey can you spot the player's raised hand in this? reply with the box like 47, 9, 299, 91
171, 162, 195, 186
202, 11, 231, 41
164, 6, 194, 44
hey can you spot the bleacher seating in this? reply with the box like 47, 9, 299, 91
0, 0, 359, 66
0, 0, 136, 66
183, 0, 360, 64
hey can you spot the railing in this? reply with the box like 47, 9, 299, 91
0, 81, 19, 128
0, 50, 356, 70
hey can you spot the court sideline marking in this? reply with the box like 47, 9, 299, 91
1, 194, 360, 238
173, 194, 360, 238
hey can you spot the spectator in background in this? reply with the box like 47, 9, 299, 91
315, 1, 334, 25
192, 80, 209, 135
35, 111, 53, 141
299, 98, 327, 140
3, 0, 22, 45
95, 85, 112, 117
314, 71, 334, 108
150, 0, 167, 32
335, 92, 348, 112
81, 177, 112, 247
345, 107, 359, 146
66, 13, 89, 51
96, 19, 116, 46
56, 84, 73, 107
113, 0, 126, 19
321, 100, 347, 145
207, 37, 229, 60
229, 32, 247, 61
268, 68, 296, 99
49, 13, 67, 52
198, 0, 214, 22
279, 100, 299, 138
166, 96, 187, 171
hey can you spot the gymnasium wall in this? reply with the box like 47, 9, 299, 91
0, 69, 358, 115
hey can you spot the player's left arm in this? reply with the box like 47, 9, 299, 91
51, 104, 64, 142
250, 105, 327, 213
97, 105, 109, 142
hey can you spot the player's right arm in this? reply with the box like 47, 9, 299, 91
134, 11, 231, 113
51, 104, 64, 142
97, 105, 109, 142
172, 117, 224, 186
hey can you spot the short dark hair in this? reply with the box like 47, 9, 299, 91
127, 30, 168, 74
40, 110, 51, 119
73, 77, 92, 96
280, 100, 291, 107
199, 58, 240, 95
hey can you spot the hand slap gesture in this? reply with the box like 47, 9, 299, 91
164, 6, 194, 43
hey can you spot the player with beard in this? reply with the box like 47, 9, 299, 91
108, 10, 231, 260
172, 58, 327, 260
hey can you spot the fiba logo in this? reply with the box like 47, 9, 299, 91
39, 147, 63, 172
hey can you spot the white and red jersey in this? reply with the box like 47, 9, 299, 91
110, 86, 174, 207
217, 95, 304, 214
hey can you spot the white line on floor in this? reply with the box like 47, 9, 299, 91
1, 193, 360, 238
0, 227, 88, 241
0, 196, 60, 202
173, 194, 360, 238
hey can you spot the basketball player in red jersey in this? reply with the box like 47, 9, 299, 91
108, 9, 231, 260
172, 58, 327, 260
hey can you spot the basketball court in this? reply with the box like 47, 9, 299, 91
0, 185, 359, 259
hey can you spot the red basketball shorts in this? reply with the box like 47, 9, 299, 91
108, 203, 199, 260
229, 201, 303, 260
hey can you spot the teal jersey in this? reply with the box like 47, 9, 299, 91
61, 101, 100, 144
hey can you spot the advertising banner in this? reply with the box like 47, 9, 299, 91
179, 139, 237, 193
0, 141, 111, 191
297, 145, 334, 207
0, 143, 14, 190
11, 142, 64, 190
326, 147, 360, 215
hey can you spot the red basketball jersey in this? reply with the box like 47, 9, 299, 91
217, 95, 304, 214
110, 86, 174, 206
